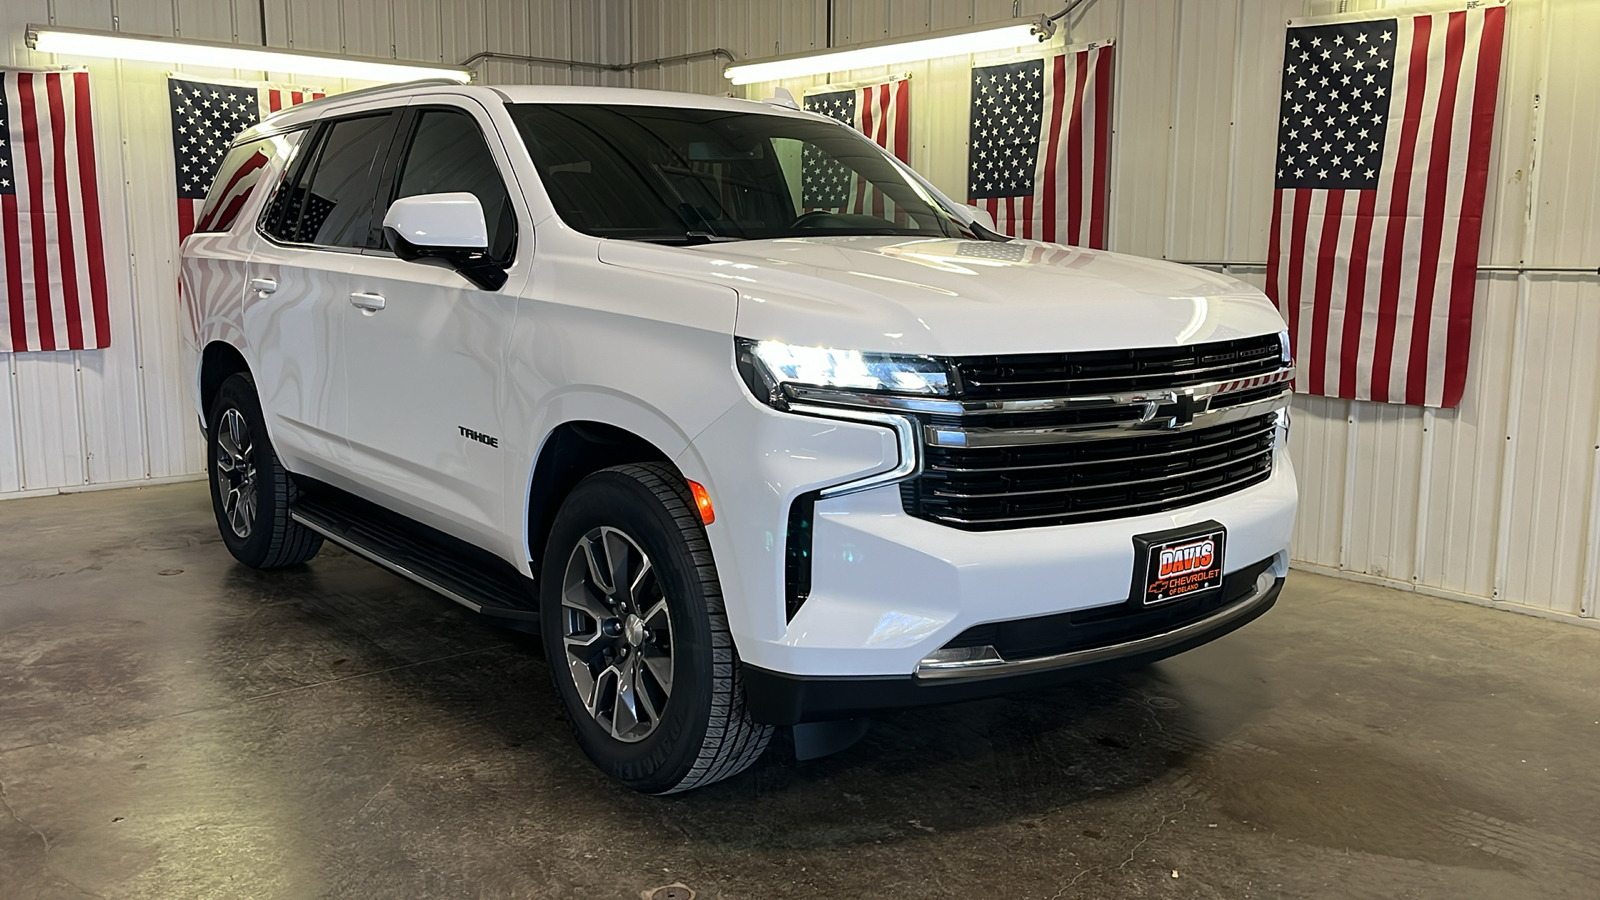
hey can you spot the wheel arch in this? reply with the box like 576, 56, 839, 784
524, 419, 675, 574
199, 341, 252, 428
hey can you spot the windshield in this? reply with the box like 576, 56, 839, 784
507, 103, 973, 244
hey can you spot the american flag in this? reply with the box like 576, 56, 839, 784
968, 41, 1113, 248
0, 69, 110, 353
170, 76, 323, 242
802, 78, 909, 219
1267, 2, 1506, 409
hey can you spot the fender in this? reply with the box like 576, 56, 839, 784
512, 387, 741, 574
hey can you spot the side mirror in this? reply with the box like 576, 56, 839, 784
965, 204, 998, 233
381, 192, 507, 291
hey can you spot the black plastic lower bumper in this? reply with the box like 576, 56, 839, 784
743, 575, 1283, 725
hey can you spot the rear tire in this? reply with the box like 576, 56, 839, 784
207, 373, 323, 569
540, 463, 772, 794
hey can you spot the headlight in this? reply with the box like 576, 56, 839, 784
737, 338, 951, 407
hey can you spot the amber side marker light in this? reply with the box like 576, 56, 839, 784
686, 480, 715, 525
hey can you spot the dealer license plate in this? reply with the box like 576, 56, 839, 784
1133, 523, 1227, 606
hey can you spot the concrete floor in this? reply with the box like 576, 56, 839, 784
3, 485, 1600, 899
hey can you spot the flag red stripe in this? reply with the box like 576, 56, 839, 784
2, 194, 24, 352
1041, 54, 1066, 243
1405, 11, 1468, 406
892, 80, 909, 160
19, 74, 57, 351
291, 91, 303, 105
72, 72, 109, 348
1442, 5, 1506, 407
267, 90, 283, 113
1265, 189, 1285, 317
1021, 196, 1034, 239
198, 190, 251, 238
176, 199, 196, 244
870, 83, 887, 220
1089, 46, 1113, 249
1309, 189, 1345, 396
1370, 15, 1434, 403
1286, 190, 1311, 361
1065, 50, 1089, 245
1339, 188, 1380, 399
891, 80, 910, 227
855, 87, 874, 215
46, 74, 85, 351
195, 151, 268, 232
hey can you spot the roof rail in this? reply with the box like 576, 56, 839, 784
261, 77, 467, 118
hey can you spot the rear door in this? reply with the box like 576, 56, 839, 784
245, 111, 397, 474
339, 98, 529, 550
181, 131, 300, 420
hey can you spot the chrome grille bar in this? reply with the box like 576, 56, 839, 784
923, 385, 1288, 449
925, 442, 1274, 500
911, 464, 1274, 528
927, 424, 1275, 473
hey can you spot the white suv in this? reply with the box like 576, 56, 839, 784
181, 81, 1297, 794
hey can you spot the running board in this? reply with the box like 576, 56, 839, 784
290, 488, 540, 625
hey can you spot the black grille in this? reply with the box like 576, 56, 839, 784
903, 414, 1278, 530
953, 333, 1286, 400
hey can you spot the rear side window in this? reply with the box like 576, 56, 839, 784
392, 109, 516, 262
262, 113, 394, 248
193, 136, 290, 234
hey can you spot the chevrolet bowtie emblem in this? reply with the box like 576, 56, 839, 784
1124, 390, 1210, 429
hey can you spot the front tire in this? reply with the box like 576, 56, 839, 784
540, 463, 772, 794
207, 373, 323, 569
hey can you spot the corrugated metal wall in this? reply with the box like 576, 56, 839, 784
0, 0, 625, 499
7, 1, 1600, 627
631, 0, 1600, 625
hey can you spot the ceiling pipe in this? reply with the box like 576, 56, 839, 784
458, 48, 735, 74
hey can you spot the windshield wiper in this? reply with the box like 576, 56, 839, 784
633, 232, 748, 246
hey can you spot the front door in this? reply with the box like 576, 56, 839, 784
341, 101, 528, 551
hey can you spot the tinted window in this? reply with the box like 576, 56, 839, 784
300, 115, 393, 246
262, 114, 391, 247
260, 130, 314, 242
194, 136, 285, 234
392, 109, 515, 262
507, 104, 968, 244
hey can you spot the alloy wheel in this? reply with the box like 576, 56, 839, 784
214, 407, 258, 539
559, 526, 674, 742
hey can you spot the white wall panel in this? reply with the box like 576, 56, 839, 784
1110, 1, 1178, 259
390, 0, 443, 62
1, 359, 20, 493
173, 1, 243, 43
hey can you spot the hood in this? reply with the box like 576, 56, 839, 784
595, 235, 1287, 356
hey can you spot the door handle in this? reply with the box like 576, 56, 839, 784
249, 277, 277, 295
349, 291, 387, 311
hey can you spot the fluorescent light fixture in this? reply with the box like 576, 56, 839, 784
724, 20, 1049, 85
27, 24, 472, 84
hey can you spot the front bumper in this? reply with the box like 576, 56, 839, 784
682, 395, 1297, 688
746, 570, 1283, 725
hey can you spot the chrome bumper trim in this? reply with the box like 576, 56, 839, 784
913, 570, 1279, 682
